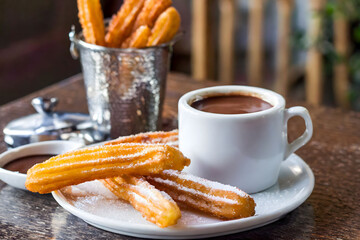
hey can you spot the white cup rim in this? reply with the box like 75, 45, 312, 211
179, 85, 285, 119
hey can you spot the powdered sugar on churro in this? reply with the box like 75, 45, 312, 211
34, 149, 155, 173
150, 177, 238, 204
147, 170, 256, 219
162, 170, 248, 198
132, 179, 176, 203
130, 187, 175, 206
107, 130, 178, 144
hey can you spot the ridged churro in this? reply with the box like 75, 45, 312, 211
105, 0, 145, 48
147, 7, 181, 46
106, 129, 178, 147
132, 0, 172, 31
121, 25, 151, 48
25, 143, 190, 194
107, 130, 255, 219
77, 0, 105, 45
147, 170, 256, 219
101, 175, 181, 227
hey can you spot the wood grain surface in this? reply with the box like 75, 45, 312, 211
0, 73, 359, 239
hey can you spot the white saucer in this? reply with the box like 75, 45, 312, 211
52, 154, 314, 239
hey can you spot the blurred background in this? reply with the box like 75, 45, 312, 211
0, 0, 359, 110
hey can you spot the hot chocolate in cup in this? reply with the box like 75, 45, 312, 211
178, 86, 313, 193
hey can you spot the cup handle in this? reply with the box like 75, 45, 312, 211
284, 106, 313, 160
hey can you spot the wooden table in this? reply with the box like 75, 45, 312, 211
0, 73, 359, 239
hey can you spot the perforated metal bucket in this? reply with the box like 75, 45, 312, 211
69, 27, 175, 139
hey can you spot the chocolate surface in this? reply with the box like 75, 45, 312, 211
3, 154, 54, 174
191, 94, 273, 114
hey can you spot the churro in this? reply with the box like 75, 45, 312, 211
25, 143, 190, 194
105, 0, 145, 48
121, 25, 151, 48
101, 175, 181, 227
147, 170, 256, 219
147, 7, 181, 46
77, 0, 105, 45
107, 131, 255, 219
106, 129, 178, 147
132, 0, 172, 31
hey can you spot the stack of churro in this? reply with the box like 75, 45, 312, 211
25, 130, 256, 228
76, 0, 181, 48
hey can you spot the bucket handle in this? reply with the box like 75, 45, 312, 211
69, 25, 80, 60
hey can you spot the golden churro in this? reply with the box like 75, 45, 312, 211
121, 25, 151, 48
105, 0, 145, 48
25, 143, 190, 194
101, 176, 181, 227
132, 0, 172, 31
106, 129, 178, 146
77, 0, 105, 45
106, 130, 255, 219
147, 7, 181, 46
147, 170, 256, 219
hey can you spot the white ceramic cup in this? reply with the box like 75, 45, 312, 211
178, 86, 313, 193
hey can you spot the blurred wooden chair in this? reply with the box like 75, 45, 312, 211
191, 0, 294, 91
191, 0, 350, 108
306, 0, 326, 106
248, 0, 295, 97
191, 0, 214, 81
191, 0, 236, 83
333, 0, 350, 108
247, 0, 266, 88
219, 0, 236, 84
306, 0, 350, 107
275, 0, 294, 96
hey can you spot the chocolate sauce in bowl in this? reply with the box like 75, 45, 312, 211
191, 94, 273, 114
3, 155, 54, 174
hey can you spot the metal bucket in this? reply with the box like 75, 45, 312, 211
69, 26, 175, 139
